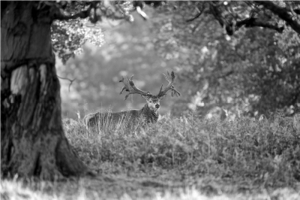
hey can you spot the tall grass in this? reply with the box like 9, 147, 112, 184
64, 113, 300, 188
1, 114, 299, 200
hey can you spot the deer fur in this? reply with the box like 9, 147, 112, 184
84, 71, 180, 132
84, 103, 158, 132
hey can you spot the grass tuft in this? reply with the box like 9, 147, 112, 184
64, 113, 300, 188
1, 114, 299, 200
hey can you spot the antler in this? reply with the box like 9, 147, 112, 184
157, 71, 181, 98
119, 76, 152, 100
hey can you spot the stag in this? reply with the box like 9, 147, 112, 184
84, 71, 180, 132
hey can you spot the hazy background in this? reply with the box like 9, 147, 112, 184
57, 10, 179, 119
56, 5, 300, 120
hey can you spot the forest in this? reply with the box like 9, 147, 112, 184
1, 1, 300, 200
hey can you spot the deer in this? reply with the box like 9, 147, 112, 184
83, 71, 180, 132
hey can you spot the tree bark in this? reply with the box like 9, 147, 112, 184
1, 2, 91, 180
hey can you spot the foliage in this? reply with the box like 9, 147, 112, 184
50, 0, 300, 117
57, 10, 178, 119
49, 0, 165, 63
151, 1, 300, 117
28, 1, 300, 117
52, 18, 104, 64
163, 1, 300, 35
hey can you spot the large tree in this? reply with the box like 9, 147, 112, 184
1, 0, 158, 179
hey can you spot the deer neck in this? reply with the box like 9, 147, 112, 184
141, 104, 159, 123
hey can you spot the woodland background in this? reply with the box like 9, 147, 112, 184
56, 4, 299, 120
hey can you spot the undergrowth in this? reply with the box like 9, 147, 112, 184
1, 114, 300, 200
64, 113, 300, 188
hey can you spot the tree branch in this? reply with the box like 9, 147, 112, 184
255, 1, 300, 35
235, 17, 284, 33
186, 5, 205, 22
51, 1, 133, 22
51, 4, 92, 21
99, 6, 133, 21
57, 75, 76, 92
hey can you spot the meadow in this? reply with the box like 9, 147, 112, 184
1, 113, 300, 200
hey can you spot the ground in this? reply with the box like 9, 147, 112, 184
1, 114, 300, 200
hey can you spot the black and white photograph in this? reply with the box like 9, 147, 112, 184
1, 1, 300, 199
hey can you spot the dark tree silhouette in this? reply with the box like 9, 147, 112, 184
183, 1, 300, 35
1, 0, 156, 180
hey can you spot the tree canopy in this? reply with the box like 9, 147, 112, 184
150, 1, 300, 117
37, 1, 300, 63
48, 0, 300, 116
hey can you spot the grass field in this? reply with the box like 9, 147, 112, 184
1, 113, 300, 199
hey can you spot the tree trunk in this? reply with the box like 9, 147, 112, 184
1, 2, 91, 180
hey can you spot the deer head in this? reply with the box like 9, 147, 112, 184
119, 71, 180, 112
